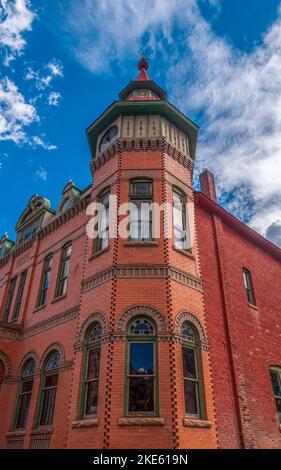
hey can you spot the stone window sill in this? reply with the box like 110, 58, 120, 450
118, 417, 165, 426
52, 294, 67, 304
248, 303, 258, 311
33, 304, 46, 313
6, 430, 26, 438
172, 246, 195, 260
89, 245, 110, 261
183, 418, 211, 428
72, 418, 99, 429
30, 426, 54, 436
123, 241, 159, 247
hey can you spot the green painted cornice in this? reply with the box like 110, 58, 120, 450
86, 100, 199, 161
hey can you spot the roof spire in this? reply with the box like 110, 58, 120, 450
136, 50, 150, 81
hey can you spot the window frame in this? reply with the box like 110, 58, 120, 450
181, 322, 206, 419
55, 243, 72, 299
2, 277, 17, 322
37, 254, 53, 307
269, 366, 281, 424
172, 188, 189, 251
79, 323, 102, 419
13, 359, 36, 430
125, 316, 158, 417
128, 179, 153, 242
242, 268, 256, 306
11, 270, 27, 321
93, 190, 110, 254
37, 351, 60, 427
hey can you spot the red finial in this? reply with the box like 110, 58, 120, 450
136, 52, 150, 81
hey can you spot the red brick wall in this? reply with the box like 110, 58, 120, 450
196, 197, 281, 448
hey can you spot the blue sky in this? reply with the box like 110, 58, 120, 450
1, 0, 281, 246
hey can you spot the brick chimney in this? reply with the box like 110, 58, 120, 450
199, 169, 217, 203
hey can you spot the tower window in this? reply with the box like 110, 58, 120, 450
126, 317, 157, 415
269, 368, 281, 423
2, 277, 17, 322
129, 180, 153, 241
243, 268, 256, 306
37, 255, 53, 307
181, 322, 205, 418
12, 271, 27, 321
173, 189, 188, 250
93, 191, 110, 253
81, 323, 102, 418
55, 243, 72, 298
14, 358, 36, 430
38, 351, 60, 427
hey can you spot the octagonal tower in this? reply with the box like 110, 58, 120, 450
67, 59, 217, 449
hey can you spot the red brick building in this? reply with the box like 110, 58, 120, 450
0, 60, 280, 449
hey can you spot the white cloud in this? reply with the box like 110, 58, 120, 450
0, 0, 35, 65
25, 59, 64, 90
0, 76, 37, 143
0, 76, 57, 149
48, 91, 62, 106
35, 165, 48, 181
32, 136, 57, 151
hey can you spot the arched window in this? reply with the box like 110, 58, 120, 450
37, 254, 53, 307
55, 243, 72, 298
242, 268, 256, 306
126, 317, 157, 415
14, 358, 36, 430
269, 367, 281, 423
173, 188, 188, 250
81, 323, 102, 418
38, 351, 60, 426
181, 322, 205, 418
129, 179, 153, 241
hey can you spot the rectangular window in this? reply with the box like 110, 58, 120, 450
39, 373, 58, 426
129, 180, 153, 241
56, 244, 72, 298
173, 190, 188, 250
128, 342, 155, 414
84, 347, 101, 416
243, 269, 256, 305
18, 218, 42, 245
12, 271, 27, 321
182, 346, 199, 416
2, 277, 17, 322
37, 256, 53, 307
94, 192, 110, 253
270, 369, 281, 423
16, 379, 33, 429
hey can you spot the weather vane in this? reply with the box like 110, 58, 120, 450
138, 48, 151, 61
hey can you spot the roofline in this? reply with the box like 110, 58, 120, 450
195, 191, 281, 262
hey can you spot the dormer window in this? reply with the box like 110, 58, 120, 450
60, 198, 72, 214
18, 217, 42, 245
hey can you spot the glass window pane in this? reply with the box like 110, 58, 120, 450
181, 324, 195, 342
270, 370, 281, 397
85, 381, 99, 415
44, 373, 58, 388
87, 348, 100, 380
16, 391, 32, 429
129, 318, 155, 336
45, 352, 60, 371
129, 377, 154, 412
184, 380, 198, 415
129, 343, 154, 375
40, 387, 57, 426
173, 206, 184, 229
62, 259, 70, 279
183, 347, 197, 380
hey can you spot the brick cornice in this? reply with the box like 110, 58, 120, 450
82, 264, 203, 294
90, 138, 194, 175
0, 306, 79, 340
